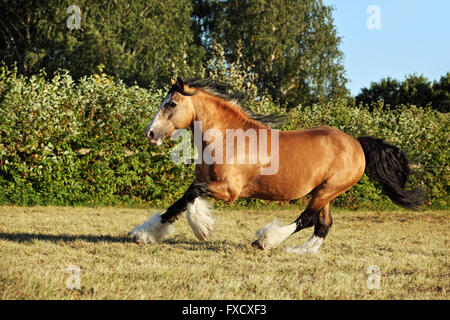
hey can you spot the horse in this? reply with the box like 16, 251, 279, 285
129, 78, 425, 253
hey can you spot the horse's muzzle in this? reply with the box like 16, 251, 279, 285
147, 129, 155, 140
146, 129, 163, 146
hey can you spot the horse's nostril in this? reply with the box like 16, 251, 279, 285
149, 130, 155, 140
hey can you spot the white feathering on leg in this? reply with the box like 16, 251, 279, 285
287, 233, 324, 254
186, 198, 215, 241
129, 212, 174, 244
254, 220, 296, 249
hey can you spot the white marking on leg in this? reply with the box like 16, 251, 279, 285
186, 198, 215, 241
287, 233, 324, 254
129, 212, 174, 244
254, 220, 296, 249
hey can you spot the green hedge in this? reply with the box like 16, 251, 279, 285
0, 67, 193, 207
0, 66, 448, 209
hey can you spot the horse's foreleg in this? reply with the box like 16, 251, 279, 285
128, 182, 210, 244
184, 180, 241, 241
128, 210, 175, 245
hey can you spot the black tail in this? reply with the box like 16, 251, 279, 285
357, 136, 426, 209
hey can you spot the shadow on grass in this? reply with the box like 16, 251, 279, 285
0, 232, 130, 244
164, 236, 249, 252
0, 233, 253, 252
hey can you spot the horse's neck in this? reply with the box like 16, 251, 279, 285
192, 94, 266, 132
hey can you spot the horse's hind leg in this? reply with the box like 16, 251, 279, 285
252, 178, 344, 251
314, 203, 333, 238
287, 177, 352, 253
251, 200, 324, 250
287, 203, 332, 254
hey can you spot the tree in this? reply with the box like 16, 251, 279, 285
398, 74, 434, 108
432, 72, 450, 113
192, 0, 349, 107
1, 0, 349, 104
355, 77, 401, 108
0, 0, 204, 87
355, 74, 449, 112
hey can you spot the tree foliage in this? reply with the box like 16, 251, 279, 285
432, 73, 450, 113
356, 73, 450, 112
0, 0, 204, 87
192, 0, 349, 107
1, 0, 348, 105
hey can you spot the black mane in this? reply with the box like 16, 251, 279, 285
170, 78, 245, 104
170, 77, 282, 126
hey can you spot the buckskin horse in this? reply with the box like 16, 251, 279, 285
129, 78, 424, 254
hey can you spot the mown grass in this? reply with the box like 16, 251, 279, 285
0, 206, 448, 300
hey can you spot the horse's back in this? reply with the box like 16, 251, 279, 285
281, 126, 363, 157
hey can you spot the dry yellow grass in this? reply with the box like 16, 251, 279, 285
0, 206, 448, 300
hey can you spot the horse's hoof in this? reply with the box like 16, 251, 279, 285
134, 239, 145, 246
128, 233, 145, 245
251, 240, 264, 250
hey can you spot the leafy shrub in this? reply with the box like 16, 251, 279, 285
0, 65, 193, 206
0, 65, 448, 209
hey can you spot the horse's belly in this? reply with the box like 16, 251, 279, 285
239, 175, 314, 201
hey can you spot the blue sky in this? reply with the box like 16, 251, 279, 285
322, 0, 450, 95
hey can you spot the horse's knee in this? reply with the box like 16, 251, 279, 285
160, 183, 212, 223
185, 182, 212, 202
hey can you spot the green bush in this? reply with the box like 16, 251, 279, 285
0, 65, 448, 209
0, 66, 193, 207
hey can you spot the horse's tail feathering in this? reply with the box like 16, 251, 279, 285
357, 136, 426, 209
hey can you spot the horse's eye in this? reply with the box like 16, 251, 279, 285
169, 101, 177, 108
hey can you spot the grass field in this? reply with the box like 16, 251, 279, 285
0, 206, 448, 300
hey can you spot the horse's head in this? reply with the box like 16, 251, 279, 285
145, 78, 195, 145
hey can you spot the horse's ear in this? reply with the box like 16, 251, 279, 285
176, 77, 185, 90
170, 78, 176, 86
